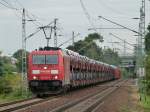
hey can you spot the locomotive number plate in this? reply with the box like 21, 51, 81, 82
40, 70, 51, 74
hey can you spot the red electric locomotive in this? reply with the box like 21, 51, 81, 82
27, 47, 121, 96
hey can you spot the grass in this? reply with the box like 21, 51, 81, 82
0, 88, 32, 104
0, 74, 33, 104
120, 106, 132, 112
140, 94, 150, 112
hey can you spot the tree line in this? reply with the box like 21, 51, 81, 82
144, 25, 150, 95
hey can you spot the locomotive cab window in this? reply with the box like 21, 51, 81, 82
32, 55, 58, 64
46, 55, 58, 64
32, 55, 45, 64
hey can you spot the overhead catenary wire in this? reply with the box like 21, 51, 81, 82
0, 0, 23, 20
0, 0, 58, 41
15, 0, 45, 24
0, 0, 19, 10
78, 0, 104, 53
25, 11, 42, 27
116, 42, 134, 51
96, 0, 131, 19
77, 41, 94, 52
98, 16, 141, 35
1, 0, 15, 8
58, 32, 80, 47
109, 33, 135, 47
25, 28, 41, 40
76, 39, 134, 54
0, 0, 58, 43
15, 0, 25, 9
0, 0, 44, 27
25, 20, 55, 41
80, 0, 97, 32
88, 28, 126, 30
15, 0, 41, 19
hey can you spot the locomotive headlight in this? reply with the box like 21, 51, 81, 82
44, 66, 47, 69
33, 76, 37, 80
51, 70, 59, 75
54, 76, 58, 79
32, 70, 40, 74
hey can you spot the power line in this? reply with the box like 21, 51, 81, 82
26, 20, 55, 41
77, 41, 94, 52
0, 0, 19, 10
109, 33, 135, 47
117, 42, 133, 51
25, 12, 41, 27
15, 0, 47, 26
25, 28, 41, 40
80, 0, 97, 32
88, 27, 126, 30
1, 0, 14, 7
15, 0, 39, 19
15, 0, 24, 8
0, 0, 22, 20
58, 32, 80, 47
0, 0, 44, 27
98, 16, 141, 35
96, 0, 131, 18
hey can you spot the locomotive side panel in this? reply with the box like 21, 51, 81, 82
63, 55, 71, 85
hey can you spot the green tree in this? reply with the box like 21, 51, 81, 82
67, 33, 120, 65
0, 51, 3, 76
67, 33, 103, 61
145, 25, 150, 53
0, 76, 12, 94
13, 49, 29, 73
84, 33, 103, 42
0, 52, 16, 76
144, 25, 150, 94
102, 48, 121, 65
0, 58, 4, 76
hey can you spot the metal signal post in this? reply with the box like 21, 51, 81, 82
136, 0, 145, 77
22, 8, 28, 93
54, 18, 58, 47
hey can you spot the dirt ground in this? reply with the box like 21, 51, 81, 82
95, 79, 144, 112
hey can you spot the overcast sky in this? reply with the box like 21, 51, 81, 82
0, 0, 150, 55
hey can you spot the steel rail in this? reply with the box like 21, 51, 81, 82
0, 97, 35, 107
50, 79, 124, 112
0, 96, 59, 112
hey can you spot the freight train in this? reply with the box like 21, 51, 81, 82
27, 47, 121, 96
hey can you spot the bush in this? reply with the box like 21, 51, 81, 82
121, 68, 128, 79
145, 53, 150, 95
0, 74, 32, 101
0, 74, 21, 94
0, 77, 12, 94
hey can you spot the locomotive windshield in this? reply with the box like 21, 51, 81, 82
32, 55, 45, 64
32, 55, 58, 64
46, 55, 58, 64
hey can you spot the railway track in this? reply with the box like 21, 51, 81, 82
50, 79, 127, 112
0, 95, 59, 112
0, 79, 124, 112
0, 97, 35, 107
